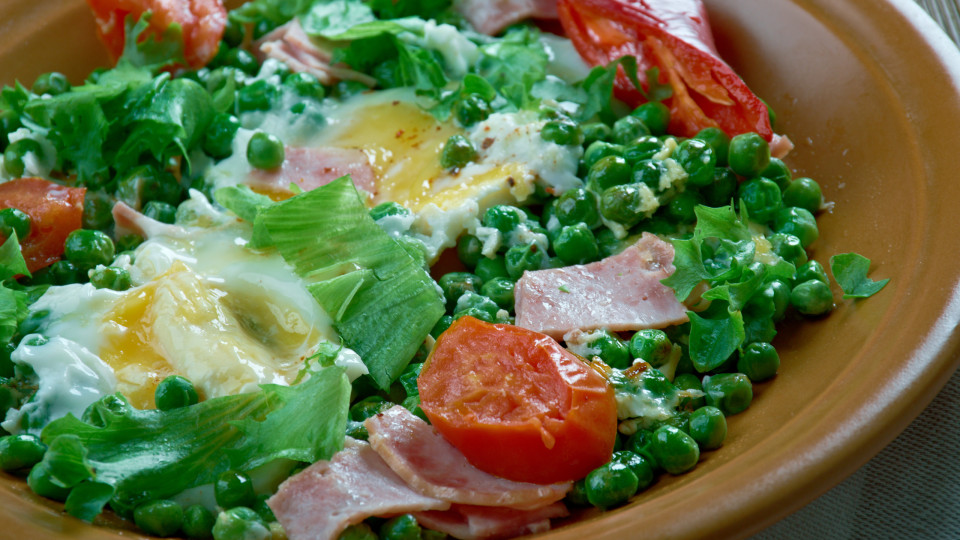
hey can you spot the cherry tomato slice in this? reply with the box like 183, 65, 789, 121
418, 316, 618, 484
557, 0, 773, 140
0, 178, 85, 273
86, 0, 227, 68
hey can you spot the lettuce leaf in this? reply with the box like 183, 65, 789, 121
687, 306, 745, 373
40, 366, 350, 517
252, 177, 444, 388
830, 252, 889, 298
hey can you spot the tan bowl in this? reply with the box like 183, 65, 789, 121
3, 0, 960, 538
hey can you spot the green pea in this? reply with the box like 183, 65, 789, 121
773, 207, 819, 248
339, 523, 378, 540
0, 208, 30, 240
212, 507, 270, 540
246, 132, 285, 170
585, 461, 639, 509
134, 500, 183, 538
673, 373, 706, 410
624, 429, 659, 469
790, 279, 834, 316
64, 229, 115, 270
666, 190, 702, 224
3, 139, 44, 177
629, 329, 672, 367
737, 342, 780, 382
552, 223, 599, 265
456, 234, 482, 269
586, 155, 632, 193
438, 272, 483, 308
582, 141, 625, 170
738, 176, 782, 224
693, 127, 730, 166
796, 260, 829, 285
250, 494, 275, 523
224, 48, 259, 75
566, 478, 590, 506
0, 433, 46, 473
380, 514, 422, 540
765, 279, 791, 321
116, 234, 144, 254
761, 157, 792, 191
26, 464, 70, 501
631, 159, 667, 192
728, 132, 770, 177
541, 119, 583, 146
553, 188, 599, 228
505, 242, 547, 280
453, 291, 500, 320
283, 72, 325, 101
115, 165, 182, 208
454, 94, 491, 127
474, 257, 508, 282
203, 113, 241, 159
611, 450, 655, 491
622, 135, 664, 165
182, 504, 215, 539
430, 314, 455, 339
89, 266, 132, 291
673, 139, 716, 187
141, 201, 177, 225
600, 184, 648, 226
743, 315, 776, 346
369, 201, 411, 221
82, 190, 114, 230
155, 375, 199, 411
701, 168, 738, 207
651, 425, 700, 475
630, 102, 670, 135
480, 277, 515, 311
688, 406, 727, 450
440, 134, 477, 169
482, 205, 525, 234
215, 470, 256, 510
591, 330, 631, 369
455, 306, 495, 323
33, 71, 71, 96
702, 373, 753, 416
782, 177, 823, 214
581, 122, 612, 146
767, 232, 807, 268
236, 80, 279, 113
596, 227, 626, 258
612, 115, 651, 144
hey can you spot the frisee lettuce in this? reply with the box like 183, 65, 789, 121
40, 365, 350, 519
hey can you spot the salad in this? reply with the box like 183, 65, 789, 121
0, 0, 891, 539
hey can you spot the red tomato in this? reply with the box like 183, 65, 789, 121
0, 178, 86, 273
557, 0, 773, 140
418, 316, 618, 484
86, 0, 227, 68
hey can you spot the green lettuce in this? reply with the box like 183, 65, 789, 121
830, 252, 889, 298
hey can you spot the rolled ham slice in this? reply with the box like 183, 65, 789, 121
514, 232, 689, 339
256, 20, 376, 86
365, 406, 571, 510
453, 0, 559, 35
267, 439, 450, 540
249, 146, 377, 198
414, 502, 569, 540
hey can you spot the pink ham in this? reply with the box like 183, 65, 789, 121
770, 133, 795, 159
111, 201, 185, 240
249, 146, 377, 198
256, 20, 377, 86
365, 406, 571, 510
415, 502, 569, 540
514, 232, 689, 339
267, 439, 450, 540
454, 0, 559, 35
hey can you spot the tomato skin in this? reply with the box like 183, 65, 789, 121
418, 316, 618, 484
0, 178, 86, 273
86, 0, 227, 68
557, 0, 773, 140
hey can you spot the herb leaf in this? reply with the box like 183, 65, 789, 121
830, 253, 889, 298
687, 307, 745, 373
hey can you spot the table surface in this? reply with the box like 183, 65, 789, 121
755, 2, 960, 537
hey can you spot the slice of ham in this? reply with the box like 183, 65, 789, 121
111, 201, 186, 240
454, 0, 559, 35
514, 232, 689, 339
365, 406, 571, 510
267, 439, 450, 540
415, 502, 569, 540
770, 133, 795, 160
256, 20, 377, 86
248, 146, 378, 198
